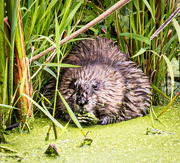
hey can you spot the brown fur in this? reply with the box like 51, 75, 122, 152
45, 37, 151, 125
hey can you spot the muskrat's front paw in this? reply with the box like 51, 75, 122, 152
98, 116, 116, 125
98, 115, 125, 125
77, 112, 99, 124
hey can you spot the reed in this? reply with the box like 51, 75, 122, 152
0, 0, 179, 141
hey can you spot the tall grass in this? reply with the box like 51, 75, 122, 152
0, 0, 84, 142
0, 0, 88, 141
0, 0, 179, 142
122, 0, 179, 104
0, 0, 6, 143
0, 0, 32, 142
84, 0, 179, 104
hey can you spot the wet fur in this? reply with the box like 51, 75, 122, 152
45, 37, 151, 125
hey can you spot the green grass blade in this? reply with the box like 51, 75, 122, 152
6, 0, 18, 104
151, 84, 171, 100
20, 66, 27, 95
52, 11, 60, 118
157, 91, 180, 117
147, 50, 160, 56
0, 104, 19, 110
57, 90, 85, 136
40, 93, 51, 106
0, 0, 5, 106
22, 93, 64, 130
143, 0, 155, 23
150, 107, 155, 128
0, 26, 13, 50
42, 63, 81, 67
57, 121, 70, 140
37, 35, 56, 47
15, 25, 23, 59
162, 55, 174, 99
129, 2, 137, 34
43, 67, 57, 79
40, 0, 58, 21
59, 0, 72, 34
60, 2, 82, 33
172, 18, 180, 43
31, 61, 57, 78
163, 34, 177, 54
119, 33, 151, 45
131, 47, 149, 58
27, 0, 39, 43
3, 59, 8, 106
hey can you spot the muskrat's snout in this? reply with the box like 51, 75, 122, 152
76, 95, 87, 106
76, 95, 89, 114
75, 86, 88, 107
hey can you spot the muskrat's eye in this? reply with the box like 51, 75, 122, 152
92, 82, 99, 90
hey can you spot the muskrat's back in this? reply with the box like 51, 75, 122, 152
62, 37, 128, 67
45, 37, 151, 125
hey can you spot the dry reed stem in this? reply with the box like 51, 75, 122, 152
150, 6, 180, 41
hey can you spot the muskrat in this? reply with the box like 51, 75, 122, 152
45, 37, 151, 125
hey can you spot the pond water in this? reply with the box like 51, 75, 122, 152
1, 97, 180, 163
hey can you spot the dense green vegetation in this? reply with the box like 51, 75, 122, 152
0, 0, 179, 155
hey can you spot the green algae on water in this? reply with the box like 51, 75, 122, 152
1, 98, 180, 163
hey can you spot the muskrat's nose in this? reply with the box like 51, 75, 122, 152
76, 96, 86, 106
